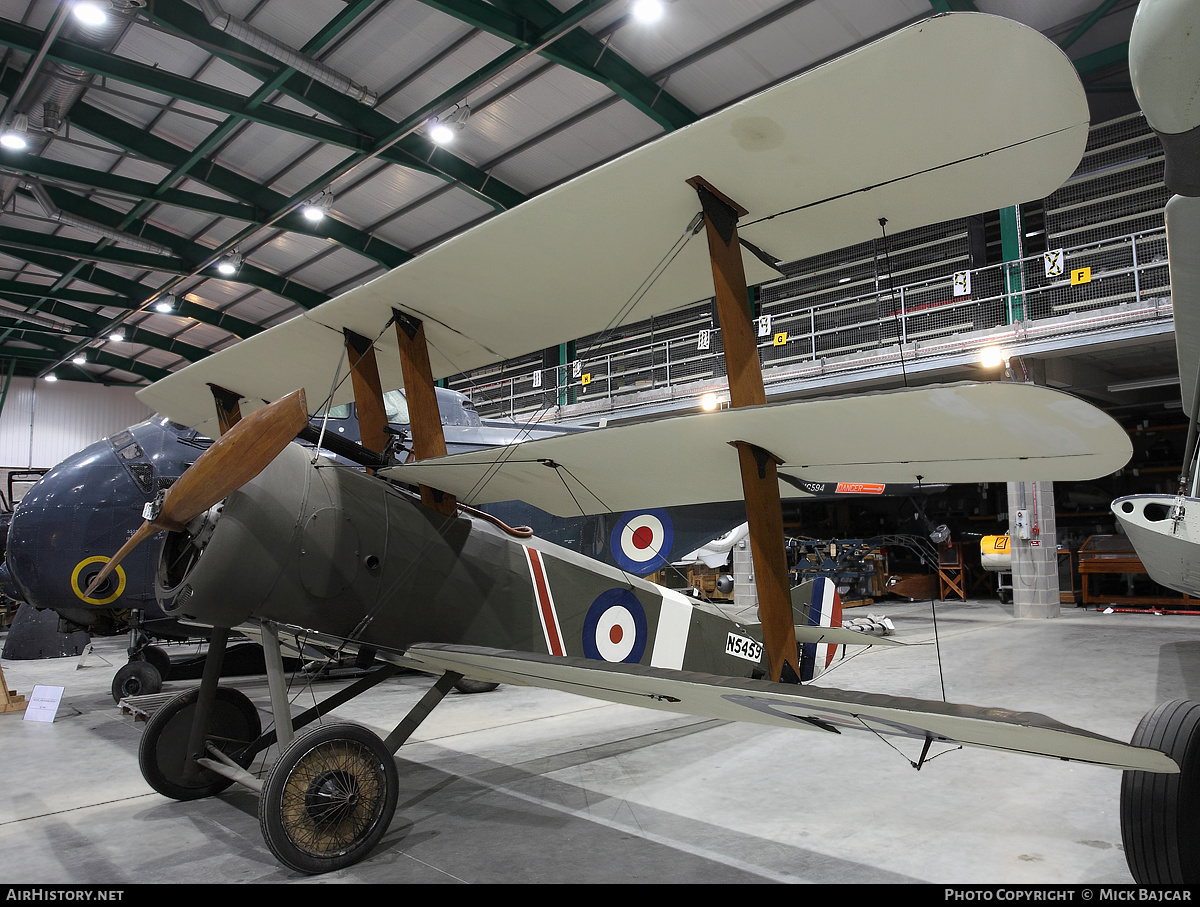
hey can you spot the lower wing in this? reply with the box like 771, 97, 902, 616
398, 642, 1176, 773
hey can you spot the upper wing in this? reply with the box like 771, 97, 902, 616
1168, 196, 1200, 417
135, 13, 1087, 438
381, 383, 1131, 516
398, 643, 1176, 773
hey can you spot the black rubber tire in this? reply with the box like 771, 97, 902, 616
453, 677, 499, 694
259, 723, 399, 875
112, 660, 162, 703
1120, 700, 1200, 883
141, 645, 172, 682
138, 686, 262, 802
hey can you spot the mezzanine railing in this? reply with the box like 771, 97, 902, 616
459, 229, 1173, 423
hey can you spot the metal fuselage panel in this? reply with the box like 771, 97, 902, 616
1112, 494, 1200, 598
5, 418, 202, 628
158, 443, 763, 679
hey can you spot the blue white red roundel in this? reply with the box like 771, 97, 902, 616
582, 588, 647, 664
610, 509, 674, 575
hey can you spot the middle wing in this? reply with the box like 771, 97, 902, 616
382, 382, 1132, 516
399, 643, 1176, 773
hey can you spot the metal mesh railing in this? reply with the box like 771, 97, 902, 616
456, 228, 1173, 421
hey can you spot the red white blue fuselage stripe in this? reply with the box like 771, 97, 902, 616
525, 546, 564, 656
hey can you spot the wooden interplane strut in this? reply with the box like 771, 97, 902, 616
689, 176, 800, 684
207, 383, 243, 435
393, 309, 456, 516
343, 329, 389, 465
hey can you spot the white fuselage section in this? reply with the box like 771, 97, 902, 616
1112, 495, 1200, 598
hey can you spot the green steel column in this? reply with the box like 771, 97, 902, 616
559, 341, 576, 407
1000, 205, 1025, 323
0, 358, 15, 424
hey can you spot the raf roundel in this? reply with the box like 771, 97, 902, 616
610, 509, 675, 575
582, 588, 648, 664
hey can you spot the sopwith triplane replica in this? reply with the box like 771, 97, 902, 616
80, 12, 1199, 883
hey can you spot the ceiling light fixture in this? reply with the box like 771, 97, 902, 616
73, 1, 109, 27
109, 330, 124, 342
428, 105, 470, 146
302, 189, 334, 222
632, 0, 664, 23
700, 392, 719, 411
44, 373, 58, 382
72, 354, 87, 365
155, 294, 176, 313
216, 250, 242, 276
1, 114, 30, 151
979, 345, 1005, 369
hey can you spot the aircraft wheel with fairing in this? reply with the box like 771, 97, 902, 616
112, 660, 162, 703
141, 645, 172, 681
1120, 699, 1200, 883
259, 722, 399, 874
453, 677, 499, 694
138, 686, 262, 801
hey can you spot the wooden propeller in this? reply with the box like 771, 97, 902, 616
84, 389, 309, 598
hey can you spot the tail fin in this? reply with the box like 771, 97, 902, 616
793, 576, 845, 682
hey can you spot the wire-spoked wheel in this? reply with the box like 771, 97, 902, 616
259, 722, 399, 874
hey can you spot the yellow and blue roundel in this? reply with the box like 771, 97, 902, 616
582, 588, 648, 664
610, 509, 674, 575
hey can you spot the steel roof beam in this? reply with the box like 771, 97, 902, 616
0, 245, 264, 344
0, 41, 412, 271
0, 337, 172, 383
142, 0, 528, 212
0, 270, 263, 340
0, 224, 326, 311
0, 151, 259, 222
59, 100, 406, 277
473, 0, 697, 130
26, 183, 330, 308
0, 18, 372, 150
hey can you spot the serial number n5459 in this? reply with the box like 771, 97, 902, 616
725, 633, 763, 663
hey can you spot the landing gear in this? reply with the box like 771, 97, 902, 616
112, 659, 162, 702
135, 620, 462, 874
142, 644, 172, 681
111, 617, 172, 703
139, 685, 262, 801
1120, 700, 1200, 884
259, 723, 399, 874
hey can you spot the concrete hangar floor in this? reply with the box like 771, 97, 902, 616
2, 596, 1199, 885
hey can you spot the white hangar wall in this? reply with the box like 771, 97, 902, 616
0, 378, 153, 471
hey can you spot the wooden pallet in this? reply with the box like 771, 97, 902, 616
1, 664, 27, 713
118, 691, 177, 722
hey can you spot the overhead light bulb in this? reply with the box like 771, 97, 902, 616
44, 373, 57, 382
155, 298, 174, 313
1, 114, 30, 151
72, 354, 86, 365
216, 251, 242, 276
73, 1, 109, 27
700, 392, 719, 411
302, 189, 333, 222
109, 330, 124, 342
428, 119, 455, 145
980, 345, 1005, 368
632, 0, 664, 23
428, 106, 469, 146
